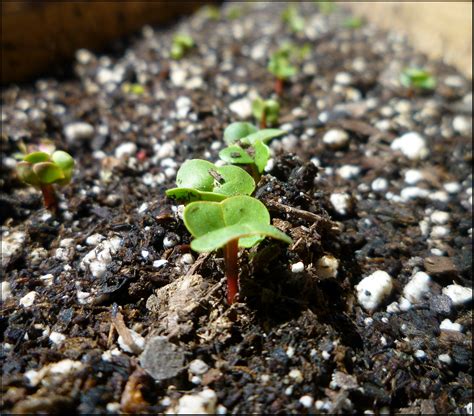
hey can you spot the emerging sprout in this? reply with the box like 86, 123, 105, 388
315, 0, 336, 15
16, 150, 75, 213
166, 159, 255, 203
400, 68, 436, 91
343, 16, 363, 29
226, 5, 242, 20
281, 5, 304, 33
122, 83, 145, 95
183, 195, 292, 303
268, 47, 298, 95
202, 5, 221, 21
220, 122, 285, 180
170, 34, 195, 60
252, 97, 280, 129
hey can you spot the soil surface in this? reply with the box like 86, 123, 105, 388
1, 3, 472, 414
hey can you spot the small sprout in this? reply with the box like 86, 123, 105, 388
183, 195, 292, 303
343, 16, 363, 29
268, 47, 298, 95
16, 149, 75, 213
315, 0, 336, 15
122, 83, 145, 95
166, 159, 255, 203
170, 34, 195, 60
252, 97, 280, 129
202, 5, 221, 21
219, 122, 284, 180
226, 5, 242, 20
400, 67, 436, 91
281, 5, 305, 33
223, 122, 258, 144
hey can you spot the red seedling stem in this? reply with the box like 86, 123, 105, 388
224, 238, 239, 304
40, 184, 58, 214
274, 78, 284, 96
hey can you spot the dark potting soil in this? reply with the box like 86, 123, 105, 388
1, 2, 472, 414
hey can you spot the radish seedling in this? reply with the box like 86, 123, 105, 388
268, 47, 298, 95
16, 150, 75, 213
170, 34, 195, 60
252, 97, 280, 129
166, 159, 255, 203
183, 195, 292, 304
219, 122, 285, 180
400, 67, 436, 91
281, 4, 304, 33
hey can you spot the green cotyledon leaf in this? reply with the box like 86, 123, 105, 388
183, 195, 291, 250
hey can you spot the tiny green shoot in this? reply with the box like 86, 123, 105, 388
315, 0, 336, 15
122, 83, 145, 95
16, 149, 75, 213
400, 67, 436, 91
166, 159, 255, 203
183, 195, 292, 303
170, 34, 195, 60
252, 97, 280, 129
343, 16, 363, 29
220, 122, 285, 180
226, 5, 242, 20
268, 47, 298, 95
281, 4, 305, 33
202, 5, 221, 21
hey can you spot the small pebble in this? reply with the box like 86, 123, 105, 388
229, 97, 252, 119
153, 259, 168, 268
439, 319, 463, 332
431, 225, 449, 239
49, 331, 66, 345
404, 169, 424, 185
177, 389, 217, 414
442, 284, 472, 306
299, 395, 314, 408
115, 142, 137, 159
356, 271, 393, 312
430, 211, 449, 225
323, 129, 349, 149
443, 181, 461, 194
371, 178, 388, 192
391, 132, 428, 160
189, 359, 209, 375
315, 255, 339, 278
337, 165, 360, 179
1, 281, 12, 302
117, 329, 145, 354
403, 271, 431, 304
291, 262, 305, 273
414, 350, 426, 359
330, 192, 352, 215
19, 291, 37, 307
438, 354, 452, 365
64, 122, 95, 142
288, 369, 303, 383
401, 187, 429, 200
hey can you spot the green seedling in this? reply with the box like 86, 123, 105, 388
166, 159, 255, 203
315, 0, 336, 15
400, 67, 436, 91
343, 16, 363, 29
122, 82, 145, 95
183, 195, 292, 303
202, 5, 221, 21
268, 47, 298, 95
220, 122, 285, 180
281, 4, 304, 33
226, 5, 242, 20
170, 34, 195, 60
16, 150, 74, 213
252, 97, 280, 129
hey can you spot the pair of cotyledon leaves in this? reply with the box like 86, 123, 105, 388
184, 195, 292, 252
219, 122, 284, 173
166, 123, 291, 252
16, 151, 75, 188
166, 123, 285, 202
